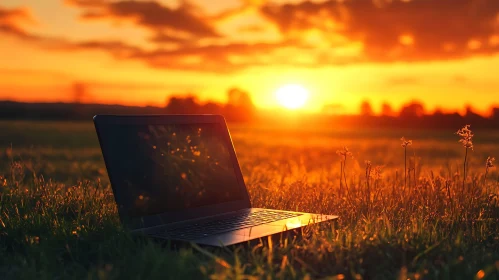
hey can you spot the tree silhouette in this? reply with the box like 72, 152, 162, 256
360, 100, 374, 116
72, 82, 88, 103
464, 104, 482, 123
165, 95, 201, 114
492, 107, 499, 121
433, 107, 444, 116
225, 87, 255, 122
164, 91, 254, 122
227, 88, 254, 108
399, 100, 425, 118
202, 101, 223, 115
381, 102, 394, 116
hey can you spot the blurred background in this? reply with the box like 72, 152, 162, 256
1, 0, 499, 128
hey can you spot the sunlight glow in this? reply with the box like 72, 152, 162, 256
275, 84, 310, 109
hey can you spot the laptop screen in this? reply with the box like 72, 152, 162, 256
99, 123, 243, 217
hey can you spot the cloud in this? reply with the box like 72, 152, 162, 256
149, 33, 195, 45
0, 5, 245, 72
0, 23, 33, 39
55, 40, 142, 59
0, 7, 38, 40
260, 0, 499, 62
32, 33, 293, 72
66, 0, 219, 38
6, 0, 499, 73
0, 7, 37, 24
130, 41, 293, 72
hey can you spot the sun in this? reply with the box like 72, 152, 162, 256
275, 84, 310, 110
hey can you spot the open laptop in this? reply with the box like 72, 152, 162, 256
94, 115, 338, 247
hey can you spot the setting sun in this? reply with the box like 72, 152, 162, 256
275, 84, 310, 109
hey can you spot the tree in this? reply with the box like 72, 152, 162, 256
381, 102, 394, 116
203, 101, 222, 114
492, 107, 499, 120
399, 100, 425, 118
225, 87, 255, 122
227, 88, 254, 109
360, 100, 374, 116
433, 107, 444, 116
465, 104, 480, 118
72, 82, 88, 103
165, 95, 200, 114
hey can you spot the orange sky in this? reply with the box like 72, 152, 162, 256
1, 0, 499, 114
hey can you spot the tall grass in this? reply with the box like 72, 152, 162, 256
0, 124, 498, 279
401, 137, 413, 191
456, 125, 474, 190
336, 147, 352, 196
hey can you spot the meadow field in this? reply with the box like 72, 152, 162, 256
0, 120, 498, 279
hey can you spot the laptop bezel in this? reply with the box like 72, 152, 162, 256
93, 114, 252, 230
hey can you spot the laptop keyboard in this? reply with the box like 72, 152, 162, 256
150, 210, 302, 240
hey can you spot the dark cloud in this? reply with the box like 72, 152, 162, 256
61, 40, 142, 58
69, 39, 329, 72
0, 5, 274, 72
7, 1, 499, 73
39, 35, 295, 72
130, 41, 292, 72
149, 33, 194, 45
0, 7, 36, 24
66, 0, 219, 38
261, 0, 499, 62
0, 7, 38, 40
1, 4, 313, 72
0, 23, 33, 39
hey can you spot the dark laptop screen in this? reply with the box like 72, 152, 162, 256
100, 123, 243, 217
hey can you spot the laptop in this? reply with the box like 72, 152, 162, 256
94, 115, 338, 247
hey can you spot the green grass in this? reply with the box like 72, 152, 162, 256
0, 121, 498, 279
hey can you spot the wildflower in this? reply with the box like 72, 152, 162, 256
485, 156, 495, 184
365, 160, 372, 166
365, 160, 372, 180
336, 147, 353, 158
456, 125, 474, 150
486, 156, 495, 169
10, 161, 24, 179
337, 147, 353, 193
457, 125, 474, 188
401, 137, 413, 148
401, 137, 412, 190
373, 166, 384, 180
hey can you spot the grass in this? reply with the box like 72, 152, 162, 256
0, 121, 499, 279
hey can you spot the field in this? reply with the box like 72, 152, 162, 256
1, 121, 498, 279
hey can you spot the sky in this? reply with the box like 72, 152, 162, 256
1, 0, 499, 114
